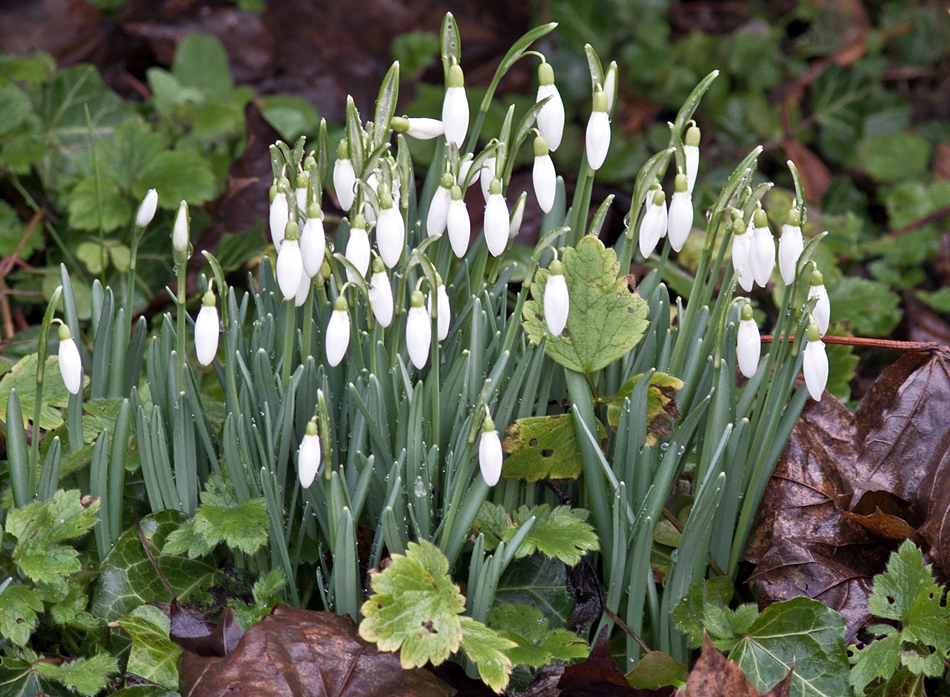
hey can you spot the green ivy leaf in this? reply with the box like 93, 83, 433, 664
135, 150, 218, 207
488, 604, 588, 667
502, 413, 607, 481
0, 354, 74, 430
0, 584, 44, 646
458, 616, 516, 693
118, 605, 181, 690
523, 235, 649, 374
171, 34, 234, 101
495, 554, 574, 628
33, 654, 118, 697
857, 132, 931, 182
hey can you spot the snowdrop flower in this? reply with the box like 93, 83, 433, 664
544, 259, 569, 337
736, 302, 760, 379
172, 200, 190, 257
536, 61, 564, 152
345, 215, 370, 282
277, 221, 303, 300
294, 273, 311, 307
808, 268, 830, 336
532, 135, 556, 214
300, 203, 326, 278
442, 63, 469, 148
333, 140, 356, 211
295, 171, 309, 215
326, 295, 350, 367
684, 124, 701, 195
479, 412, 503, 487
375, 183, 405, 268
392, 116, 445, 140
603, 61, 618, 115
269, 179, 290, 251
484, 179, 509, 257
586, 88, 610, 171
778, 207, 804, 286
368, 258, 394, 328
447, 185, 470, 257
749, 207, 775, 288
639, 188, 667, 259
406, 290, 431, 369
298, 419, 322, 489
459, 154, 474, 187
135, 189, 158, 228
508, 192, 527, 241
427, 172, 454, 238
195, 286, 220, 366
362, 171, 379, 226
667, 172, 693, 252
480, 156, 496, 202
57, 323, 82, 395
732, 212, 754, 293
427, 279, 451, 342
803, 321, 828, 401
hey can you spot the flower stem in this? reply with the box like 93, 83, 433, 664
282, 299, 295, 386
175, 260, 187, 393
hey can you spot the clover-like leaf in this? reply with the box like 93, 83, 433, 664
523, 235, 649, 374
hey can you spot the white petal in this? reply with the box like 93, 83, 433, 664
58, 337, 82, 394
277, 239, 303, 300
533, 154, 556, 213
586, 111, 610, 170
479, 429, 503, 486
442, 86, 469, 148
300, 217, 326, 278
480, 157, 495, 202
427, 287, 451, 341
345, 226, 370, 281
639, 199, 667, 259
136, 189, 158, 228
333, 158, 356, 211
778, 224, 804, 286
294, 273, 311, 307
369, 271, 394, 328
667, 191, 693, 252
804, 340, 828, 401
684, 145, 699, 195
447, 198, 471, 257
269, 193, 288, 251
536, 83, 565, 152
326, 308, 350, 367
736, 318, 760, 379
173, 201, 189, 253
544, 274, 569, 337
298, 433, 322, 488
750, 226, 775, 288
484, 193, 509, 257
733, 233, 754, 292
376, 207, 405, 268
427, 187, 450, 238
406, 305, 431, 369
406, 117, 444, 140
808, 285, 831, 337
195, 305, 220, 366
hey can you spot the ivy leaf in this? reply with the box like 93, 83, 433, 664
0, 584, 44, 646
672, 576, 741, 652
601, 372, 684, 442
488, 604, 588, 667
135, 150, 218, 207
458, 616, 516, 693
523, 235, 649, 375
495, 554, 574, 628
118, 605, 182, 690
502, 413, 607, 481
171, 33, 234, 101
32, 654, 118, 697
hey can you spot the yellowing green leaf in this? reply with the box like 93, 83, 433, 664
0, 353, 75, 430
502, 412, 606, 481
601, 372, 684, 443
118, 605, 181, 690
0, 584, 44, 646
458, 616, 516, 693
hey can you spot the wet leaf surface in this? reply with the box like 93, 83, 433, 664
684, 635, 791, 697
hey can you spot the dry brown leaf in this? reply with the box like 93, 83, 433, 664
557, 627, 675, 697
684, 636, 791, 697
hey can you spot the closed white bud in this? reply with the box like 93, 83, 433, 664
479, 415, 502, 487
406, 291, 431, 369
269, 182, 289, 251
393, 116, 444, 140
442, 64, 469, 148
544, 260, 569, 337
57, 323, 82, 395
369, 261, 394, 328
667, 173, 693, 252
639, 189, 667, 259
447, 187, 470, 257
736, 303, 760, 379
480, 156, 496, 202
298, 420, 322, 489
277, 230, 303, 300
195, 289, 220, 366
484, 180, 509, 257
603, 62, 618, 114
427, 282, 451, 341
509, 191, 527, 241
808, 268, 830, 336
427, 173, 453, 238
326, 296, 350, 367
536, 62, 564, 152
376, 201, 405, 269
732, 214, 754, 293
294, 273, 311, 307
804, 322, 828, 401
136, 189, 158, 228
684, 124, 701, 195
172, 200, 190, 254
749, 208, 775, 288
300, 208, 326, 278
778, 208, 803, 286
333, 139, 357, 211
345, 218, 371, 282
586, 90, 610, 171
532, 135, 556, 213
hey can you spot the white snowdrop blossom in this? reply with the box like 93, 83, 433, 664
406, 290, 431, 369
532, 135, 556, 214
269, 180, 289, 251
804, 322, 828, 401
479, 414, 503, 487
294, 273, 311, 307
362, 171, 379, 226
300, 204, 326, 278
586, 89, 610, 171
536, 61, 564, 152
344, 216, 371, 281
603, 61, 618, 115
297, 420, 322, 489
57, 323, 82, 395
442, 63, 469, 148
277, 222, 303, 300
480, 156, 496, 202
749, 207, 775, 288
375, 184, 405, 268
667, 173, 693, 252
325, 296, 350, 367
136, 189, 158, 228
368, 260, 394, 328
459, 154, 474, 187
639, 188, 667, 259
195, 287, 220, 366
484, 179, 509, 257
426, 281, 451, 341
732, 214, 754, 293
736, 302, 760, 379
295, 171, 309, 215
684, 124, 701, 195
333, 140, 356, 211
778, 208, 804, 285
544, 259, 569, 337
447, 185, 470, 258
172, 200, 189, 255
427, 172, 454, 238
509, 192, 527, 241
392, 116, 444, 140
808, 268, 831, 336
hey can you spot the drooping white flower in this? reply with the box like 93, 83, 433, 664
667, 173, 693, 252
544, 259, 569, 337
368, 259, 394, 328
295, 171, 309, 216
749, 207, 775, 288
333, 140, 356, 211
808, 268, 830, 336
427, 281, 451, 341
57, 323, 82, 395
484, 179, 509, 257
508, 191, 527, 241
447, 185, 471, 258
778, 207, 804, 286
586, 89, 610, 171
172, 200, 189, 255
684, 124, 701, 195
639, 188, 667, 259
480, 156, 496, 202
136, 188, 158, 228
536, 61, 564, 152
298, 419, 322, 489
300, 204, 326, 278
803, 322, 828, 401
195, 287, 220, 366
406, 290, 431, 369
427, 172, 454, 238
269, 180, 289, 251
294, 273, 311, 307
532, 135, 556, 214
344, 216, 370, 282
603, 61, 618, 115
326, 295, 350, 367
459, 154, 474, 188
736, 302, 760, 379
375, 183, 405, 268
362, 171, 379, 226
392, 116, 444, 140
732, 213, 754, 293
479, 413, 502, 487
442, 63, 469, 148
277, 222, 303, 300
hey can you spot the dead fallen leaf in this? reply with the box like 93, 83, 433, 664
170, 599, 244, 657
782, 139, 831, 202
683, 635, 791, 697
557, 627, 675, 697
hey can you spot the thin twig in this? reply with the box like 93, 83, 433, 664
760, 334, 938, 351
0, 210, 44, 340
602, 604, 652, 655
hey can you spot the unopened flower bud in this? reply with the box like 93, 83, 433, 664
447, 185, 470, 258
808, 267, 830, 336
369, 259, 394, 328
392, 116, 444, 140
442, 64, 469, 148
736, 302, 760, 379
532, 135, 556, 214
479, 413, 502, 486
544, 259, 569, 337
484, 179, 509, 256
326, 295, 350, 367
586, 89, 610, 171
136, 189, 158, 228
778, 207, 803, 286
195, 287, 220, 366
58, 323, 82, 395
667, 173, 693, 252
172, 200, 190, 256
536, 61, 564, 152
803, 322, 828, 401
406, 290, 431, 369
298, 419, 322, 488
